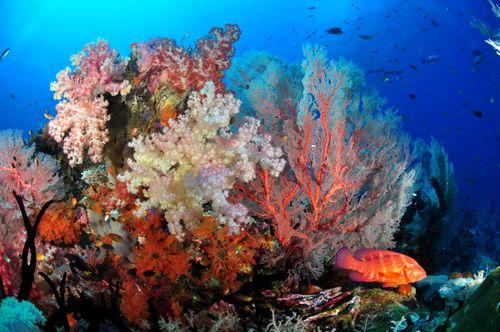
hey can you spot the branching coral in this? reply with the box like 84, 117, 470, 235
48, 40, 131, 166
119, 81, 285, 239
0, 130, 62, 219
133, 24, 240, 93
235, 45, 416, 279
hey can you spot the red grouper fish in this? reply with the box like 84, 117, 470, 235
335, 247, 427, 287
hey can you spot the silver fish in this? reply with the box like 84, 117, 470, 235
0, 48, 10, 61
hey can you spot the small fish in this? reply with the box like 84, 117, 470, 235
106, 233, 124, 242
471, 50, 484, 65
143, 270, 156, 277
325, 27, 343, 35
0, 48, 10, 61
130, 127, 138, 136
358, 34, 374, 40
71, 197, 78, 207
335, 247, 427, 287
44, 109, 54, 120
37, 252, 45, 261
422, 55, 441, 64
34, 157, 40, 167
409, 93, 416, 100
472, 110, 483, 118
431, 19, 439, 27
307, 6, 316, 10
28, 130, 33, 136
180, 31, 190, 44
409, 64, 418, 71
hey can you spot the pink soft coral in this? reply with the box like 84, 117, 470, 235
48, 40, 131, 166
134, 24, 240, 93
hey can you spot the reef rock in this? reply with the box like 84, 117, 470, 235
447, 267, 500, 331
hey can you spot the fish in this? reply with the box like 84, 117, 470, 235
143, 269, 156, 277
422, 55, 441, 64
325, 27, 343, 35
0, 48, 10, 61
307, 6, 315, 10
409, 65, 418, 71
335, 247, 427, 287
409, 93, 416, 100
180, 31, 190, 44
358, 34, 374, 40
431, 19, 439, 27
472, 110, 483, 118
471, 50, 484, 65
44, 109, 54, 120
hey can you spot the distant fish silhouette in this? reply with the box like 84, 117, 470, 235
325, 27, 343, 35
422, 55, 441, 64
0, 48, 10, 61
358, 34, 374, 40
472, 110, 483, 118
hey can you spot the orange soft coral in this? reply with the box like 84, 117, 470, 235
190, 216, 261, 295
39, 202, 84, 245
120, 277, 149, 325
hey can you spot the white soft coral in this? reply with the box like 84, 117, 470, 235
119, 82, 285, 240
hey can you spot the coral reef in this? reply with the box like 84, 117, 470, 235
0, 24, 494, 331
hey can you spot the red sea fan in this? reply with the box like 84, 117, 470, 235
0, 130, 63, 297
0, 130, 62, 220
133, 24, 241, 93
235, 45, 416, 280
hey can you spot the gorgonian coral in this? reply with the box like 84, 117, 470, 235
48, 40, 131, 166
133, 24, 240, 93
234, 45, 417, 280
0, 130, 62, 221
119, 81, 285, 239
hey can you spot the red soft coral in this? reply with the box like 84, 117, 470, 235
134, 24, 240, 93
